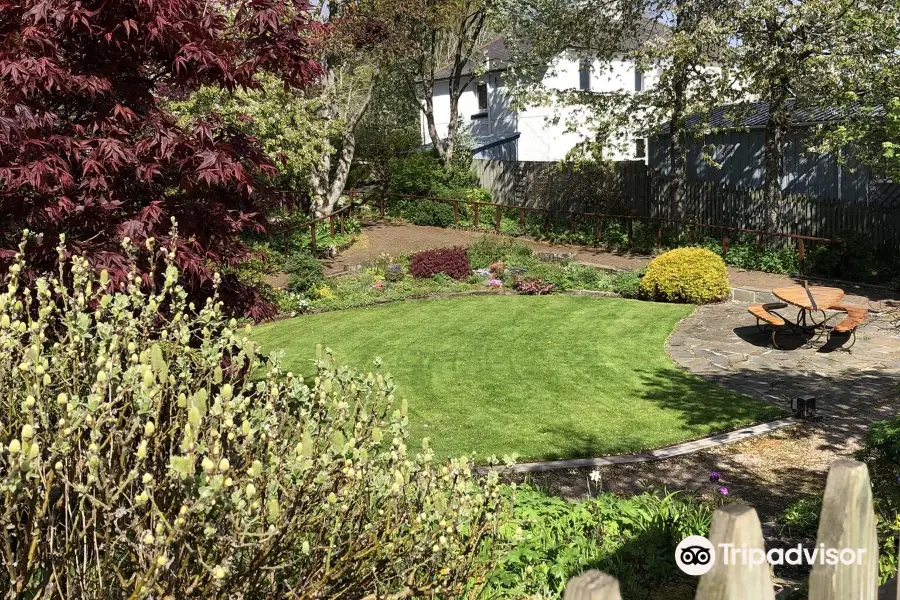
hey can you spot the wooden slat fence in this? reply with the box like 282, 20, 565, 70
563, 459, 893, 600
472, 159, 900, 247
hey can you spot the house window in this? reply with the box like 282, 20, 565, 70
579, 59, 590, 91
476, 82, 488, 111
635, 138, 646, 159
634, 68, 644, 92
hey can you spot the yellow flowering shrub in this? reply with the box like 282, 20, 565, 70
639, 247, 730, 304
0, 236, 505, 598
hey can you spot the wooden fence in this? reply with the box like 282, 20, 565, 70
564, 459, 894, 600
649, 174, 900, 246
472, 159, 900, 247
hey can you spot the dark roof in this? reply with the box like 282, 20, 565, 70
658, 100, 851, 135
433, 20, 669, 80
434, 37, 512, 80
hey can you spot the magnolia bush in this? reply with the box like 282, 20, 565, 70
0, 236, 505, 598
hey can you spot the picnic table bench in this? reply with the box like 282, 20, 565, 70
747, 285, 868, 349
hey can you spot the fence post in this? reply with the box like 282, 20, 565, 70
519, 207, 525, 234
695, 504, 776, 600
495, 205, 501, 233
329, 215, 335, 238
309, 222, 317, 251
690, 225, 695, 246
454, 201, 459, 226
798, 238, 806, 270
339, 212, 345, 235
563, 571, 621, 600
627, 219, 633, 249
595, 216, 601, 244
570, 213, 576, 233
379, 198, 385, 217
543, 211, 550, 235
808, 459, 878, 600
722, 230, 729, 255
656, 220, 662, 248
474, 203, 480, 228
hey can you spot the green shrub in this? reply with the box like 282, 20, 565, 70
0, 239, 505, 598
283, 251, 324, 295
486, 487, 712, 599
776, 496, 823, 538
468, 236, 534, 269
613, 269, 645, 298
640, 247, 730, 304
396, 200, 455, 227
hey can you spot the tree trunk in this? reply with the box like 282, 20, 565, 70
311, 64, 382, 218
668, 67, 689, 223
443, 90, 460, 167
763, 83, 790, 233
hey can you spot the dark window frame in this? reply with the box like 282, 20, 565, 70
476, 81, 489, 111
635, 138, 646, 159
579, 59, 591, 91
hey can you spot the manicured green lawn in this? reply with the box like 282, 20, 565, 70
254, 295, 783, 462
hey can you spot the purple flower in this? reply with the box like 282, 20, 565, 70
718, 487, 729, 496
486, 278, 503, 288
709, 472, 721, 483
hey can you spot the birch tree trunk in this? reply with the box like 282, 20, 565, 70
310, 64, 383, 218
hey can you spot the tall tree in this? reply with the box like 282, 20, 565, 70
498, 0, 738, 220
398, 0, 488, 168
0, 0, 322, 318
732, 0, 897, 231
306, 2, 390, 216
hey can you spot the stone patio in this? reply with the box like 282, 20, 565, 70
667, 302, 900, 452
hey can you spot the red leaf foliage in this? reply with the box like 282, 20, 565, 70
0, 0, 325, 318
409, 247, 471, 280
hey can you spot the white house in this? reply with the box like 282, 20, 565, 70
421, 35, 662, 163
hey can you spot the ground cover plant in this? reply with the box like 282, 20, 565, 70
487, 486, 713, 599
0, 240, 506, 598
254, 295, 784, 461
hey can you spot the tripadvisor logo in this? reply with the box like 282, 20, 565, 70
675, 535, 869, 576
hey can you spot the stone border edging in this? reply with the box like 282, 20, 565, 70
477, 417, 798, 474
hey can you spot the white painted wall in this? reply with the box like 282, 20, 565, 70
421, 51, 657, 162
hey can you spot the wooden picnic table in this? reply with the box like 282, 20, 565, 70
772, 285, 845, 311
772, 285, 845, 343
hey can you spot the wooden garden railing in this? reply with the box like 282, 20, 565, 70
564, 459, 891, 600
281, 189, 839, 263
349, 190, 838, 268
278, 197, 355, 253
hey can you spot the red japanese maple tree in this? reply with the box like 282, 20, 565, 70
0, 0, 324, 319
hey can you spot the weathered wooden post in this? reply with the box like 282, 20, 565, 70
454, 201, 459, 225
520, 207, 526, 234
809, 459, 878, 600
379, 198, 385, 217
495, 205, 502, 232
798, 238, 806, 270
329, 215, 335, 238
474, 203, 480, 228
309, 221, 317, 251
595, 216, 601, 244
722, 230, 729, 255
656, 220, 663, 247
564, 571, 622, 600
627, 219, 633, 249
695, 505, 775, 600
339, 212, 345, 235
